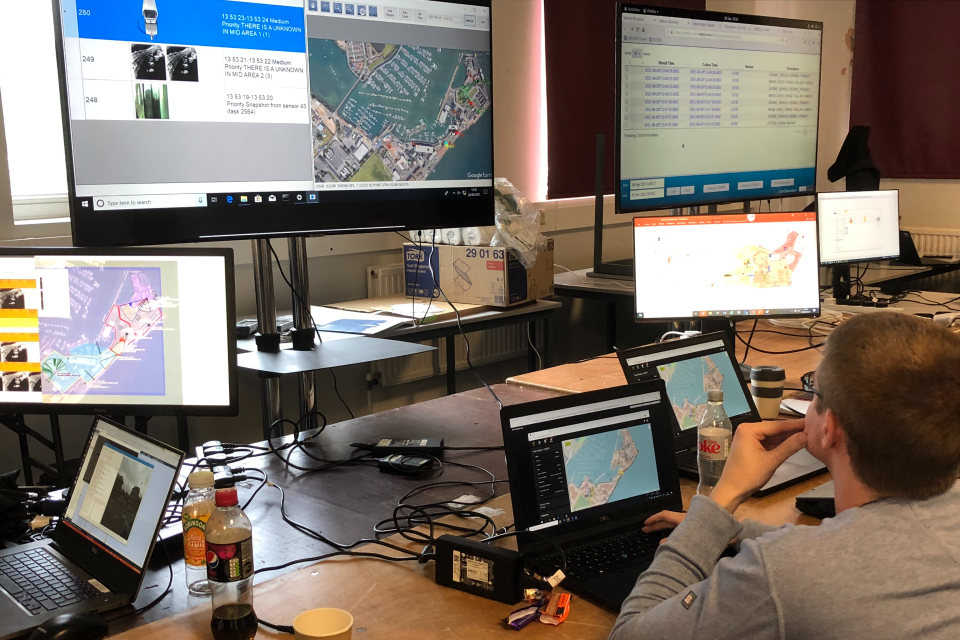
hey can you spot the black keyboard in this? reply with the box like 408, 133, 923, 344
0, 549, 100, 615
676, 449, 699, 476
539, 529, 669, 581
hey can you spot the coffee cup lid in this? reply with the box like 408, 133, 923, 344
750, 365, 785, 382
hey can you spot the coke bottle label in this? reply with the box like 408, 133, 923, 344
206, 537, 254, 582
698, 434, 730, 461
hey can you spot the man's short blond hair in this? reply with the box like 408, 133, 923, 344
816, 312, 960, 499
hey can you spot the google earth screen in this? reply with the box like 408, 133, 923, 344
58, 0, 493, 244
617, 5, 822, 212
633, 211, 821, 320
0, 253, 231, 409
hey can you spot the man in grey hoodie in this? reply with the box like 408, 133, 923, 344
610, 311, 960, 640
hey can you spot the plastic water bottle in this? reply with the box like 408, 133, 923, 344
182, 470, 216, 596
206, 484, 257, 640
697, 389, 733, 496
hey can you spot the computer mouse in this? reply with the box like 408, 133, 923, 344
28, 614, 108, 640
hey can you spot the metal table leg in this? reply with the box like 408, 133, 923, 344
446, 335, 456, 395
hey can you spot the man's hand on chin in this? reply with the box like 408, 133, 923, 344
710, 419, 808, 513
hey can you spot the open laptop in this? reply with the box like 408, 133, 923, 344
616, 332, 826, 497
501, 381, 683, 610
0, 416, 183, 639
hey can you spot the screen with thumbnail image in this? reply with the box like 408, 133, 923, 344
62, 419, 180, 570
58, 0, 494, 244
0, 252, 231, 410
633, 211, 821, 320
817, 190, 900, 265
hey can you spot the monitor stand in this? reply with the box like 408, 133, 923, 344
587, 134, 633, 281
585, 134, 749, 282
831, 264, 853, 302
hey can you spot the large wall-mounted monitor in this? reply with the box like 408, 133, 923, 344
0, 248, 237, 415
633, 211, 820, 320
817, 190, 900, 265
616, 4, 822, 213
54, 0, 494, 246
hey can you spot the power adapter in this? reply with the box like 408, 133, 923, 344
434, 535, 524, 604
352, 438, 445, 458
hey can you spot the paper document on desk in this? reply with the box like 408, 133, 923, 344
310, 305, 410, 335
781, 398, 812, 416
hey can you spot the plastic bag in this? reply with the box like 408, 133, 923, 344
491, 177, 546, 269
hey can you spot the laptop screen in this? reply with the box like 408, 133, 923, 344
501, 383, 681, 538
61, 418, 182, 573
618, 333, 759, 433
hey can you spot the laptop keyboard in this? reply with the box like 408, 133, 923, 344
0, 549, 101, 615
539, 529, 669, 581
677, 449, 699, 476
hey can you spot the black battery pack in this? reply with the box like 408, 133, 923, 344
434, 535, 524, 604
371, 437, 444, 458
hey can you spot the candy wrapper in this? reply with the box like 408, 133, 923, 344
539, 593, 571, 626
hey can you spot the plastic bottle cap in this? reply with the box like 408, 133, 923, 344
707, 389, 724, 402
187, 470, 214, 490
215, 487, 239, 507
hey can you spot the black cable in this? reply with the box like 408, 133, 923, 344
395, 231, 502, 407
241, 468, 270, 510
108, 536, 174, 623
734, 330, 823, 354
740, 320, 758, 364
266, 241, 355, 420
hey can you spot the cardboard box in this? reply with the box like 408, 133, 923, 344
403, 239, 554, 307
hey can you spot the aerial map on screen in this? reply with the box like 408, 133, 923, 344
562, 425, 660, 512
38, 267, 166, 398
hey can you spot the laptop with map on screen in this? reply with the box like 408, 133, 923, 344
501, 381, 683, 610
616, 333, 825, 496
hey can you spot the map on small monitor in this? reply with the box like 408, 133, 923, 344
39, 267, 167, 398
562, 425, 660, 512
656, 355, 751, 430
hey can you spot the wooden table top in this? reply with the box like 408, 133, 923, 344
112, 366, 827, 639
506, 320, 824, 393
116, 475, 825, 640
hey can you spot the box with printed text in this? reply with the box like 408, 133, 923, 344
403, 239, 554, 307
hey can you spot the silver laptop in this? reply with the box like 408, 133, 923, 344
617, 333, 826, 497
0, 416, 183, 639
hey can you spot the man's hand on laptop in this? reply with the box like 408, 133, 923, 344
711, 419, 808, 513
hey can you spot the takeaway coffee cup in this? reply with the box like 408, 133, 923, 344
750, 366, 785, 420
294, 608, 354, 640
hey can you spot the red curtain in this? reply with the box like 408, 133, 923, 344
850, 1, 960, 178
543, 0, 705, 199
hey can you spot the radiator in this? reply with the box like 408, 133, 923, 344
906, 228, 960, 258
368, 263, 539, 387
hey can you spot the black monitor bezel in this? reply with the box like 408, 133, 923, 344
500, 381, 682, 550
0, 246, 238, 416
614, 2, 824, 215
616, 331, 761, 452
632, 210, 822, 321
816, 189, 901, 266
52, 0, 495, 247
52, 415, 184, 599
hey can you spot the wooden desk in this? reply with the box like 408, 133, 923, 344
505, 320, 823, 393
113, 378, 824, 639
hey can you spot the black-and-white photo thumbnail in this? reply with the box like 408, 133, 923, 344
1, 371, 30, 392
131, 44, 166, 81
100, 456, 153, 541
28, 372, 42, 393
166, 46, 199, 82
1, 342, 28, 363
0, 289, 25, 309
